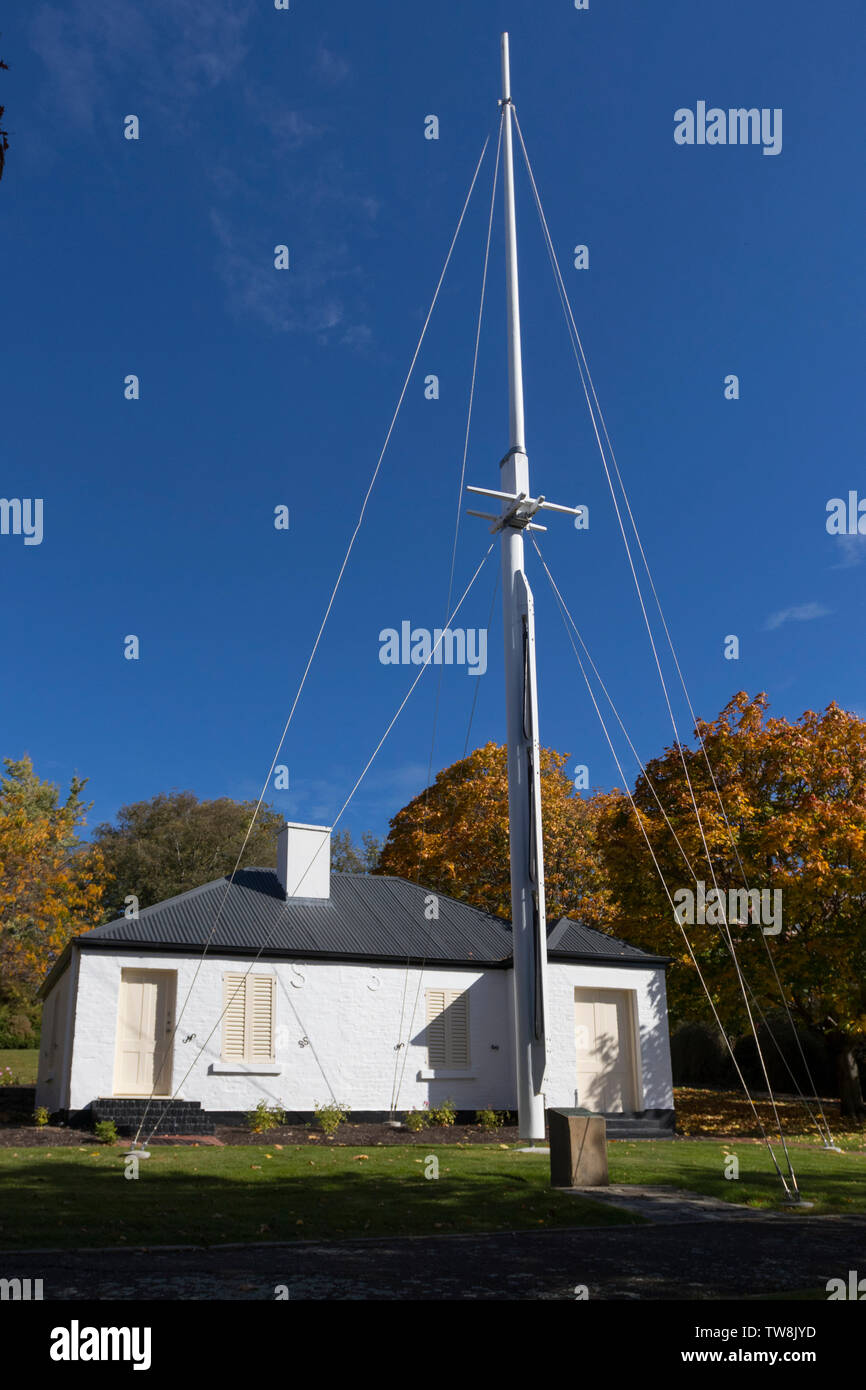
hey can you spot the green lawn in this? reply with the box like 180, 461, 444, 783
609, 1139, 866, 1214
1, 1136, 862, 1252
0, 1049, 38, 1084
0, 1144, 640, 1250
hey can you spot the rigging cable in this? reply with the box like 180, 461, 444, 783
131, 126, 496, 1145
531, 537, 831, 1148
514, 110, 801, 1191
136, 540, 497, 1147
389, 114, 504, 1118
532, 538, 795, 1195
514, 109, 832, 1150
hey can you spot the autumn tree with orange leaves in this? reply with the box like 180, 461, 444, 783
599, 693, 866, 1116
0, 758, 105, 1030
377, 741, 614, 929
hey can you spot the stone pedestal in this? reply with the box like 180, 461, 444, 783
548, 1107, 609, 1187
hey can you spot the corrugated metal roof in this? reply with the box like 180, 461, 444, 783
547, 917, 669, 965
77, 871, 668, 969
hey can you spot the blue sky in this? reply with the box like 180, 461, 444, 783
2, 0, 864, 853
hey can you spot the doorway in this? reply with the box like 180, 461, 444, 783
574, 987, 639, 1112
113, 968, 177, 1096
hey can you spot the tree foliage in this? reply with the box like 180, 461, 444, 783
0, 40, 9, 182
330, 829, 382, 874
376, 741, 614, 926
92, 791, 285, 916
598, 693, 866, 1113
0, 757, 105, 1006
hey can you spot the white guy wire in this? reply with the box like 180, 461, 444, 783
137, 540, 496, 1145
131, 129, 495, 1144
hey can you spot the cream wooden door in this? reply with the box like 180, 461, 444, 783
574, 988, 637, 1112
114, 969, 176, 1096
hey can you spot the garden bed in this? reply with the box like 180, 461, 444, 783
213, 1121, 520, 1147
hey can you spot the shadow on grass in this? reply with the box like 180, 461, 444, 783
0, 1152, 641, 1250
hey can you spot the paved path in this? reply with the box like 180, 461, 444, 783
565, 1184, 798, 1223
5, 1213, 865, 1300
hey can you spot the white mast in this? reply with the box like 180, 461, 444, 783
498, 31, 548, 1142
467, 34, 582, 1140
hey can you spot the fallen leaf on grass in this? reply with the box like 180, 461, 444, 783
354, 1154, 370, 1161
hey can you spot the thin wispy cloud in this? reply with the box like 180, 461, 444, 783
209, 208, 368, 342
30, 0, 253, 131
29, 3, 376, 344
315, 44, 351, 88
241, 83, 325, 151
208, 143, 378, 344
829, 533, 866, 569
764, 602, 831, 631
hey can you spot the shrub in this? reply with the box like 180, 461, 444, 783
0, 1065, 19, 1088
734, 1015, 835, 1095
315, 1100, 350, 1136
670, 1020, 736, 1088
94, 1119, 117, 1145
0, 1003, 40, 1049
33, 1106, 50, 1127
428, 1098, 457, 1127
476, 1107, 505, 1132
404, 1108, 428, 1132
246, 1099, 286, 1134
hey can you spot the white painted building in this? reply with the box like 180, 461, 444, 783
36, 823, 674, 1137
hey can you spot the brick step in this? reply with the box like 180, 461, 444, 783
606, 1127, 676, 1141
92, 1098, 215, 1136
597, 1110, 676, 1141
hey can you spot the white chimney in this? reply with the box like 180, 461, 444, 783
276, 822, 331, 900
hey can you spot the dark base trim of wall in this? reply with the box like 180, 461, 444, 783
56, 1105, 677, 1138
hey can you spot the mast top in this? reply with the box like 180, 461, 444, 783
500, 32, 512, 104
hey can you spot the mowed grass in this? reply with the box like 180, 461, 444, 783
609, 1139, 866, 1213
0, 1049, 38, 1084
2, 1136, 862, 1252
0, 1144, 640, 1250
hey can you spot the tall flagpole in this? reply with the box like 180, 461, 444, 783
499, 31, 548, 1142
466, 35, 583, 1140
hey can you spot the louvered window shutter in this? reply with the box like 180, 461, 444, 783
426, 989, 470, 1068
223, 973, 247, 1060
223, 973, 275, 1062
426, 990, 448, 1066
249, 974, 275, 1062
447, 990, 469, 1067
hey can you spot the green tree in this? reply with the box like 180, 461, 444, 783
330, 829, 382, 873
92, 791, 285, 916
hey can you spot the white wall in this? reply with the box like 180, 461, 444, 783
65, 950, 516, 1115
543, 960, 674, 1111
35, 968, 72, 1112
58, 948, 672, 1116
